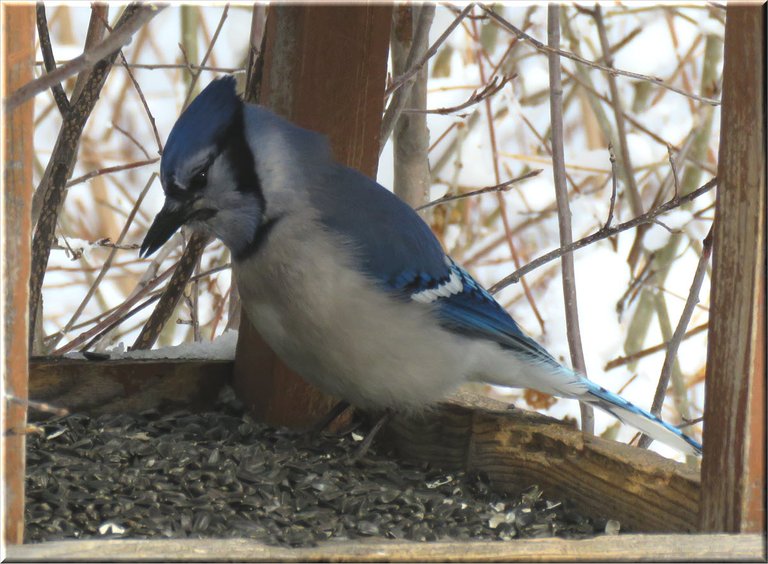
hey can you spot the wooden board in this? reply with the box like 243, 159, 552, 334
29, 358, 232, 417
381, 393, 701, 533
700, 3, 766, 534
233, 4, 393, 429
2, 3, 36, 545
7, 534, 765, 562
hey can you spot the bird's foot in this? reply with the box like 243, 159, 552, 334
350, 409, 392, 462
310, 400, 351, 434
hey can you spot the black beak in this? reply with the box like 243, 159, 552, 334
139, 201, 189, 258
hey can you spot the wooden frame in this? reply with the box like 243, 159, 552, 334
699, 4, 766, 534
2, 3, 35, 546
233, 4, 393, 429
7, 534, 764, 562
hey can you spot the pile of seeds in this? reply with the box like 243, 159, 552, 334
26, 389, 610, 546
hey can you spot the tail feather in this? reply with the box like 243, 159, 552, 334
582, 380, 702, 456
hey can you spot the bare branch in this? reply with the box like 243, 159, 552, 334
7, 394, 69, 417
404, 74, 515, 116
489, 177, 718, 293
605, 323, 708, 371
5, 4, 166, 112
480, 4, 720, 107
638, 225, 713, 449
667, 145, 681, 199
380, 4, 436, 156
132, 231, 211, 350
385, 4, 473, 97
36, 3, 70, 115
53, 263, 175, 355
548, 5, 593, 435
181, 5, 230, 110
591, 4, 643, 218
28, 4, 158, 350
65, 158, 159, 188
416, 169, 542, 211
604, 143, 618, 230
47, 174, 157, 351
35, 61, 245, 73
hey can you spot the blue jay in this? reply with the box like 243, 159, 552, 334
140, 77, 702, 457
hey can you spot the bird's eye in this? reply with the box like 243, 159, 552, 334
189, 169, 208, 192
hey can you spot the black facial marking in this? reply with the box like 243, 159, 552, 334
219, 104, 264, 210
235, 215, 282, 261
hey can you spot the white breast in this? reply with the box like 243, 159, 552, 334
234, 215, 490, 411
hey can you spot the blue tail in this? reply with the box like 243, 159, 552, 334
583, 380, 702, 456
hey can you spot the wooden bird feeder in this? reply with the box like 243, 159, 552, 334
3, 4, 764, 561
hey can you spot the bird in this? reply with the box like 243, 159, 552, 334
140, 76, 702, 457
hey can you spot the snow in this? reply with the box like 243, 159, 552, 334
65, 329, 239, 361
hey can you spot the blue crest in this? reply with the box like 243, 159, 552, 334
161, 76, 241, 189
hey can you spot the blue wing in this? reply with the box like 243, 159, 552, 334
310, 166, 449, 289
310, 168, 704, 456
311, 166, 557, 367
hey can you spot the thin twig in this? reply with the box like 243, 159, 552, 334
638, 225, 713, 449
119, 52, 164, 154
52, 238, 141, 252
7, 395, 69, 417
668, 145, 681, 199
385, 4, 473, 97
380, 4, 436, 156
489, 177, 717, 293
65, 158, 159, 188
53, 263, 176, 355
480, 4, 720, 107
547, 5, 593, 435
405, 74, 515, 116
678, 416, 705, 429
592, 4, 643, 218
561, 66, 718, 176
36, 3, 70, 115
6, 3, 165, 112
93, 10, 165, 155
181, 5, 230, 110
469, 7, 545, 332
80, 293, 163, 353
111, 122, 151, 159
48, 174, 157, 351
28, 4, 156, 350
416, 169, 542, 211
132, 231, 211, 350
36, 61, 244, 73
47, 260, 230, 340
615, 256, 656, 317
604, 143, 618, 230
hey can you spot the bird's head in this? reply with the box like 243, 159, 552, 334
140, 76, 264, 259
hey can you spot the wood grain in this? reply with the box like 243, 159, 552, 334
7, 534, 764, 562
29, 359, 232, 417
233, 5, 392, 429
700, 4, 766, 533
382, 393, 701, 533
2, 3, 35, 545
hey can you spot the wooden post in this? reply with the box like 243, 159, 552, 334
233, 5, 392, 428
2, 4, 35, 545
700, 4, 765, 533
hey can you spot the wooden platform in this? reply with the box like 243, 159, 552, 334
7, 534, 765, 562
